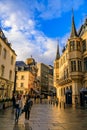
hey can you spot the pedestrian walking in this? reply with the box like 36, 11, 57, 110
15, 94, 23, 123
12, 93, 16, 113
55, 98, 59, 107
34, 95, 37, 103
24, 95, 33, 121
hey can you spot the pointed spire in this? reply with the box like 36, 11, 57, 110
56, 41, 60, 60
70, 9, 78, 38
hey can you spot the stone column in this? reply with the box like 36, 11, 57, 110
72, 80, 79, 105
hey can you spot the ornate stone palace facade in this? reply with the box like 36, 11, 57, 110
54, 13, 87, 106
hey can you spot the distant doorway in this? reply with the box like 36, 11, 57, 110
80, 88, 87, 106
65, 88, 72, 104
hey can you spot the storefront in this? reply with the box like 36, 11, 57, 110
80, 88, 87, 107
65, 88, 72, 104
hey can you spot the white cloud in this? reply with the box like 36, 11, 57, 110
35, 0, 84, 19
0, 0, 85, 65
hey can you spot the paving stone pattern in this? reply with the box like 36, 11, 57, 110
0, 103, 87, 130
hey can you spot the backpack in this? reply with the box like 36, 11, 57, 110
22, 100, 33, 112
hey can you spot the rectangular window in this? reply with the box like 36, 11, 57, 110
3, 48, 7, 59
78, 61, 82, 71
20, 83, 24, 87
16, 76, 18, 80
9, 70, 12, 80
21, 75, 24, 80
56, 63, 59, 68
76, 41, 80, 51
82, 40, 86, 52
66, 69, 68, 78
70, 41, 75, 51
0, 44, 2, 55
84, 58, 87, 71
71, 61, 76, 72
11, 56, 14, 65
1, 65, 5, 77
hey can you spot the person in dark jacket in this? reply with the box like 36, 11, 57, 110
24, 95, 33, 120
12, 93, 16, 108
12, 93, 16, 113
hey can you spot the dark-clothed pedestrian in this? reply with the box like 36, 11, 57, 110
12, 93, 16, 112
12, 93, 16, 108
34, 95, 37, 103
24, 95, 33, 120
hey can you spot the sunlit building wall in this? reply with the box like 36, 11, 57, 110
0, 29, 16, 99
16, 69, 34, 95
54, 15, 87, 105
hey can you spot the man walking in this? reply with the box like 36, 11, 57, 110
24, 95, 33, 120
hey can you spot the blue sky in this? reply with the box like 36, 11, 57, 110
0, 0, 87, 65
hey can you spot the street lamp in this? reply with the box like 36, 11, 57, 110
13, 67, 17, 93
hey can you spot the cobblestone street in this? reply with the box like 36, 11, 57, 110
0, 102, 87, 130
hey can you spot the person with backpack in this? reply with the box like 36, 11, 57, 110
24, 95, 33, 120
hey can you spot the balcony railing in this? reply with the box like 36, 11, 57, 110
57, 77, 72, 85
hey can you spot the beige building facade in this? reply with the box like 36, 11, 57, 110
16, 58, 39, 96
37, 63, 54, 96
16, 68, 35, 95
54, 14, 87, 106
0, 29, 16, 100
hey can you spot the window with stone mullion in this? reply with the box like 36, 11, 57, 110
82, 40, 86, 52
84, 58, 87, 71
71, 61, 76, 72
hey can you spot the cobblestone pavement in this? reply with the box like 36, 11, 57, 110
0, 102, 87, 130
